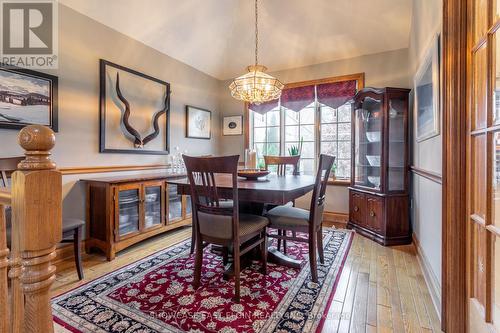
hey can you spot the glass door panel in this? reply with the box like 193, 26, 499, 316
144, 185, 162, 229
354, 96, 382, 190
388, 98, 406, 191
494, 30, 500, 124
117, 188, 140, 237
168, 184, 182, 222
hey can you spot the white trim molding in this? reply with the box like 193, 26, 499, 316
412, 233, 442, 321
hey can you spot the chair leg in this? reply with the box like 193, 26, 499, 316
190, 222, 196, 254
74, 226, 84, 280
309, 231, 318, 283
260, 230, 268, 275
317, 228, 324, 264
193, 236, 203, 290
277, 229, 282, 251
233, 243, 241, 302
283, 231, 287, 255
222, 246, 229, 266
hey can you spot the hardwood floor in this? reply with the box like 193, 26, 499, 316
52, 226, 442, 332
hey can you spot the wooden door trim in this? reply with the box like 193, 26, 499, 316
442, 0, 468, 331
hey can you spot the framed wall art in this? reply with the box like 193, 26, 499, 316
0, 64, 58, 131
223, 115, 243, 136
186, 105, 211, 139
414, 34, 440, 142
100, 59, 170, 154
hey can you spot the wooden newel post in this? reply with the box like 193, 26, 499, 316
12, 125, 61, 333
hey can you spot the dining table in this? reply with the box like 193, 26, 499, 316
167, 173, 316, 269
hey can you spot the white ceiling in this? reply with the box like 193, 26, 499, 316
60, 0, 413, 80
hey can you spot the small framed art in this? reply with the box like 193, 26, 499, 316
186, 105, 211, 139
223, 115, 243, 136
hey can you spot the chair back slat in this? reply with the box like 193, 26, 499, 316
183, 155, 239, 216
309, 154, 335, 226
264, 155, 300, 176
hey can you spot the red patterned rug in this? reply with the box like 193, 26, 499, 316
53, 229, 353, 333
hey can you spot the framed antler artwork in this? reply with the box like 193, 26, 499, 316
99, 59, 170, 154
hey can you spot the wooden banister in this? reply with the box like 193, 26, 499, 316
0, 204, 9, 333
8, 125, 61, 333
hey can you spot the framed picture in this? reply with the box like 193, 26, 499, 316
186, 105, 211, 139
223, 115, 243, 136
0, 64, 58, 131
414, 34, 440, 142
100, 59, 170, 155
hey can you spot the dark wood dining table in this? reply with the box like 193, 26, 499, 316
167, 174, 316, 269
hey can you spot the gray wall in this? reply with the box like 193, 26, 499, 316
219, 48, 411, 213
0, 4, 221, 222
408, 0, 443, 313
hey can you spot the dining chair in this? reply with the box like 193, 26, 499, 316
263, 155, 301, 176
187, 154, 233, 254
263, 154, 301, 253
266, 154, 335, 282
183, 154, 268, 302
0, 156, 85, 280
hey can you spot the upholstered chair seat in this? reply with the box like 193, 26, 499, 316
266, 205, 310, 228
197, 212, 268, 240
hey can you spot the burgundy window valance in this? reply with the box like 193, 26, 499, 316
317, 80, 357, 109
249, 99, 279, 115
248, 79, 358, 114
280, 85, 315, 112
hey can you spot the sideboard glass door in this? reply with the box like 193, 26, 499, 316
353, 95, 383, 191
167, 184, 183, 223
144, 182, 164, 230
116, 185, 141, 239
387, 97, 407, 191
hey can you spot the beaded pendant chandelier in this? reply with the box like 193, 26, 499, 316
228, 0, 283, 104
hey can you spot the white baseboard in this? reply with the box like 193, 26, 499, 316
412, 233, 442, 321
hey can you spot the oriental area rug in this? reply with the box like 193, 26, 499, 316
52, 229, 353, 333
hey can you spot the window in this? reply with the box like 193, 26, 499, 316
252, 108, 280, 169
319, 103, 352, 179
284, 104, 316, 175
248, 75, 363, 179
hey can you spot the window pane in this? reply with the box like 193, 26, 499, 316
337, 103, 351, 122
300, 125, 315, 141
321, 141, 337, 156
253, 112, 266, 127
300, 141, 315, 158
301, 159, 315, 175
267, 127, 280, 142
337, 159, 351, 179
267, 111, 280, 126
338, 123, 351, 141
285, 125, 299, 142
254, 127, 266, 142
321, 124, 337, 141
300, 108, 315, 124
338, 141, 351, 159
321, 106, 336, 123
266, 142, 280, 156
285, 109, 299, 125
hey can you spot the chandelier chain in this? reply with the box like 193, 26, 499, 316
255, 0, 258, 66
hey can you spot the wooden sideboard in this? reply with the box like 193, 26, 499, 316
83, 173, 191, 260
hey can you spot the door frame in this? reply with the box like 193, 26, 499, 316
442, 0, 468, 331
